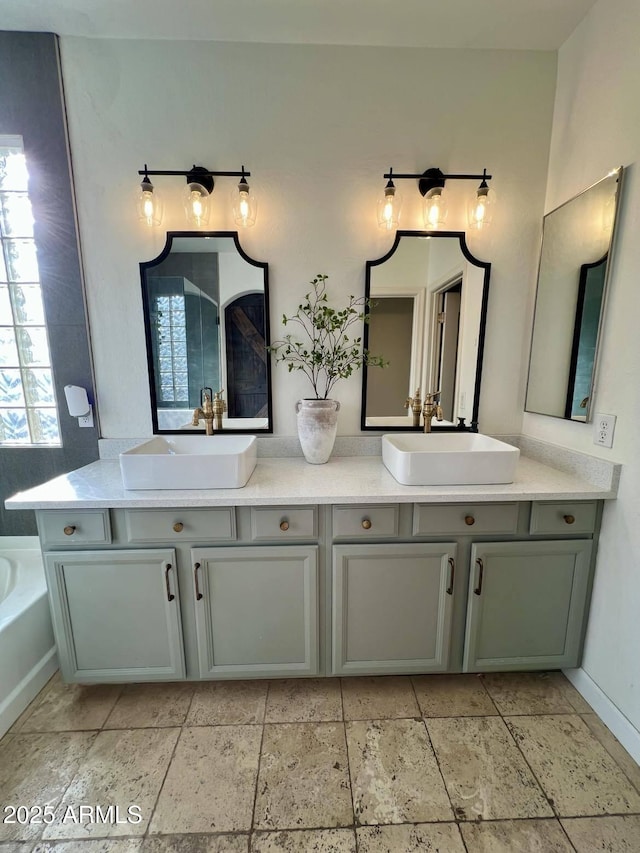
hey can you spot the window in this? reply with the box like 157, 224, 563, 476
0, 135, 61, 445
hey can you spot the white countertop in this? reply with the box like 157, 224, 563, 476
4, 454, 618, 510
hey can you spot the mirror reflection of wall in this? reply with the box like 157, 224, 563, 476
361, 232, 489, 430
525, 169, 622, 422
140, 233, 271, 433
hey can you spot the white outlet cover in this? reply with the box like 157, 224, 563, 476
593, 412, 616, 448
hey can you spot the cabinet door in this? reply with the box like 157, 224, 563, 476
332, 543, 457, 676
463, 540, 592, 672
192, 546, 318, 678
45, 549, 185, 683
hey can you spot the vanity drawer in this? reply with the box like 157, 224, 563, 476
124, 508, 236, 544
530, 501, 598, 536
413, 502, 519, 536
250, 506, 318, 541
38, 509, 112, 548
332, 504, 399, 539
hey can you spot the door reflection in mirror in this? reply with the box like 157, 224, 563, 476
141, 232, 271, 433
361, 231, 489, 431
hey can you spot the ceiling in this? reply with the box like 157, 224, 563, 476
0, 0, 598, 50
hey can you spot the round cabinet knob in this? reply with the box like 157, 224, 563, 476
464, 515, 475, 526
173, 522, 184, 533
563, 514, 576, 525
362, 518, 372, 530
279, 520, 290, 531
63, 525, 76, 536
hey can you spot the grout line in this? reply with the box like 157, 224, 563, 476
249, 680, 269, 842
499, 714, 560, 820
142, 725, 184, 838
340, 678, 359, 848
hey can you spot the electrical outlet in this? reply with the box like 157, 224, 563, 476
593, 413, 616, 448
78, 410, 94, 428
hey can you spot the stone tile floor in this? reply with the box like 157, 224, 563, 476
1, 672, 639, 851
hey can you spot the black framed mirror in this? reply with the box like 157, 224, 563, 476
525, 168, 623, 422
361, 230, 490, 431
141, 231, 272, 433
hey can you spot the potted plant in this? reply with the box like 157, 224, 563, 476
269, 274, 386, 463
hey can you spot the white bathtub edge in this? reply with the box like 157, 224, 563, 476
0, 648, 58, 739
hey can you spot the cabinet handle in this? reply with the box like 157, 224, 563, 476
63, 525, 76, 536
194, 562, 203, 601
279, 519, 290, 531
563, 514, 576, 525
173, 521, 184, 533
464, 515, 475, 526
474, 558, 484, 595
362, 518, 372, 530
446, 556, 455, 595
165, 563, 175, 602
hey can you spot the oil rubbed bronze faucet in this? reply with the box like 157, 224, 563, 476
404, 389, 423, 428
422, 390, 443, 433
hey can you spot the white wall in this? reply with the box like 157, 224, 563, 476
523, 0, 640, 734
58, 39, 556, 437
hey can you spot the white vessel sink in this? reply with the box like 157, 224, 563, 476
120, 435, 257, 490
382, 433, 519, 486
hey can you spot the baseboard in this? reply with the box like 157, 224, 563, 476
564, 667, 640, 765
0, 648, 58, 739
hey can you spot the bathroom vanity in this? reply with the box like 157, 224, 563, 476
5, 448, 618, 685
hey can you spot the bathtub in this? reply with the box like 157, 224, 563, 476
0, 537, 57, 738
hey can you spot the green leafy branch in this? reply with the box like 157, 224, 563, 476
268, 274, 387, 400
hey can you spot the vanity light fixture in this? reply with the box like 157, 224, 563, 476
136, 164, 254, 227
378, 167, 494, 231
377, 168, 402, 230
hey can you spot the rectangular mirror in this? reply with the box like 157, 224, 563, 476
525, 168, 623, 421
141, 232, 272, 433
361, 231, 490, 431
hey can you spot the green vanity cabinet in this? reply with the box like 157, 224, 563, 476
44, 549, 185, 683
332, 543, 457, 675
463, 539, 593, 672
191, 545, 319, 678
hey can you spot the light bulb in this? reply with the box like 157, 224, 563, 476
136, 173, 162, 227
377, 179, 401, 230
184, 181, 210, 226
232, 175, 257, 228
467, 182, 495, 230
423, 187, 447, 229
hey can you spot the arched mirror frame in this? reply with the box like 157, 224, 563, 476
360, 230, 490, 432
140, 230, 273, 434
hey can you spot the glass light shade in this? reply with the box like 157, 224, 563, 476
377, 185, 402, 230
467, 186, 495, 230
232, 180, 257, 228
183, 182, 211, 226
136, 179, 162, 227
423, 187, 447, 229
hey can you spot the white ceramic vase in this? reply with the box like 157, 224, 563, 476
296, 398, 340, 464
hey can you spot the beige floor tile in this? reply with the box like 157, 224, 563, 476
347, 718, 453, 825
265, 679, 342, 723
19, 677, 122, 732
412, 674, 497, 717
43, 728, 179, 839
104, 682, 194, 729
254, 722, 352, 830
357, 823, 465, 852
482, 672, 578, 715
150, 725, 262, 834
252, 829, 356, 852
506, 714, 640, 816
0, 844, 38, 852
341, 677, 419, 720
33, 842, 143, 852
460, 819, 574, 852
581, 713, 640, 794
557, 678, 593, 714
427, 716, 553, 821
142, 836, 249, 852
186, 681, 267, 726
0, 732, 96, 842
562, 815, 640, 852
